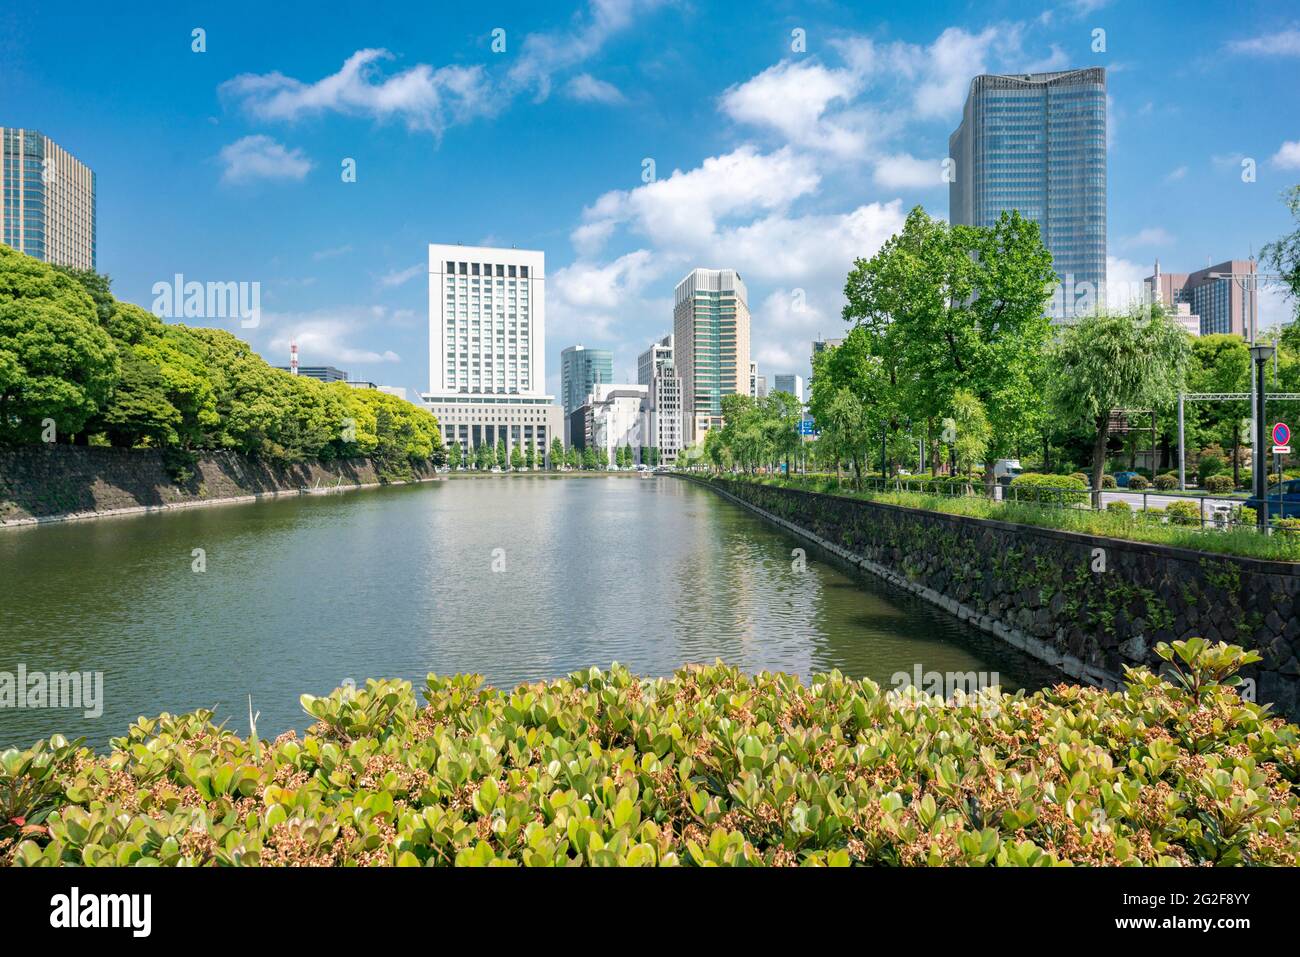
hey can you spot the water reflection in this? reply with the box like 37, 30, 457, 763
0, 476, 1058, 749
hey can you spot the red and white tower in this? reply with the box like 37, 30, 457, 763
290, 340, 299, 376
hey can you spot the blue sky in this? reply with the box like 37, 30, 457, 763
3, 0, 1299, 400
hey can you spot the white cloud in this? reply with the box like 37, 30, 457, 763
509, 0, 662, 101
221, 49, 494, 135
719, 59, 866, 156
218, 135, 312, 184
379, 263, 424, 287
1228, 29, 1300, 56
576, 145, 821, 252
1105, 255, 1152, 311
220, 2, 655, 138
1120, 227, 1175, 248
313, 244, 353, 261
266, 310, 402, 366
1271, 140, 1300, 169
912, 27, 999, 119
1164, 165, 1188, 183
873, 153, 945, 189
1259, 282, 1298, 332
565, 73, 626, 104
548, 251, 676, 357
709, 203, 906, 286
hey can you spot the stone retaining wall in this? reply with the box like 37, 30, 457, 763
0, 446, 439, 527
692, 476, 1300, 719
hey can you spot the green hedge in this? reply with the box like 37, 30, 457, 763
4, 641, 1299, 867
1008, 472, 1088, 505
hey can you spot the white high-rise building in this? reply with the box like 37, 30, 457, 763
422, 244, 562, 460
637, 334, 682, 464
637, 334, 673, 386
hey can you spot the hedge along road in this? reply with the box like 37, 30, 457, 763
0, 474, 1061, 750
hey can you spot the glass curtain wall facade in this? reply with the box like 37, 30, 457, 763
560, 345, 613, 415
673, 268, 750, 443
1, 128, 97, 270
949, 69, 1106, 320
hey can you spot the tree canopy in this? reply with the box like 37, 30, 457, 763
0, 246, 443, 473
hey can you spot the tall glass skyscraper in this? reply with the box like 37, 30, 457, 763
673, 268, 750, 443
560, 344, 613, 415
949, 69, 1106, 319
1, 128, 97, 270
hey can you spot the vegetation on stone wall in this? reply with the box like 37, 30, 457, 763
2, 641, 1297, 866
721, 474, 1300, 562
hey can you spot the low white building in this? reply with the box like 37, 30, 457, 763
589, 384, 647, 465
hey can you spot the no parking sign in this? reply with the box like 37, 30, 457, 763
1274, 422, 1291, 455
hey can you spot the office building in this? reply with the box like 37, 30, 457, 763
949, 69, 1107, 319
749, 361, 767, 399
643, 370, 682, 466
637, 334, 673, 386
773, 374, 805, 404
561, 345, 613, 443
421, 244, 562, 462
276, 365, 349, 383
1, 128, 96, 270
673, 268, 750, 443
1145, 258, 1257, 338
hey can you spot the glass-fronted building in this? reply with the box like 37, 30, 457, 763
1, 128, 97, 270
560, 344, 613, 424
948, 69, 1106, 320
673, 268, 750, 443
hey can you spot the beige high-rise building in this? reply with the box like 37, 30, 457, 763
672, 268, 750, 444
1, 129, 97, 271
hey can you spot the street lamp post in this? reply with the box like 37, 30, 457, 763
1249, 342, 1276, 530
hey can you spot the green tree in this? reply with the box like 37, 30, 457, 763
496, 437, 508, 470
842, 206, 1056, 492
550, 438, 564, 470
947, 388, 991, 478
0, 246, 119, 444
1263, 185, 1300, 334
511, 445, 524, 471
1049, 304, 1190, 505
447, 441, 463, 470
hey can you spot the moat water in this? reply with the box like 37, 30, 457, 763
0, 475, 1058, 748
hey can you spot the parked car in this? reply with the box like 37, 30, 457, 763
1244, 479, 1300, 519
1112, 470, 1140, 488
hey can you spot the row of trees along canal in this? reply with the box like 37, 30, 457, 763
698, 189, 1300, 505
0, 246, 444, 481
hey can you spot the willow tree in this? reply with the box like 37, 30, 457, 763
1049, 304, 1190, 506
